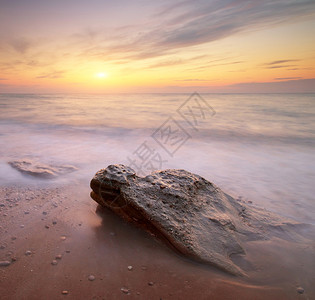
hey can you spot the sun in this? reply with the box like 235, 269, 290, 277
96, 72, 108, 79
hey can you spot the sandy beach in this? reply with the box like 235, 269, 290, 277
1, 180, 314, 300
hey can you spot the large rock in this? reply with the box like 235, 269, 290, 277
90, 164, 303, 276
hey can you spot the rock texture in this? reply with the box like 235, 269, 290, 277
90, 164, 304, 276
9, 159, 77, 179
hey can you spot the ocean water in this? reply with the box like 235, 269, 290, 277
0, 93, 314, 224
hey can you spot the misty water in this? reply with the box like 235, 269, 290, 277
0, 93, 314, 224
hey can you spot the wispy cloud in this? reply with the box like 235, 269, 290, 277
36, 70, 65, 79
186, 60, 243, 72
275, 77, 303, 80
1, 0, 315, 67
128, 0, 315, 58
266, 60, 298, 65
61, 0, 315, 63
147, 54, 210, 69
262, 59, 300, 69
148, 58, 183, 68
268, 65, 296, 69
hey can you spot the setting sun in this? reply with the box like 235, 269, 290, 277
96, 72, 108, 79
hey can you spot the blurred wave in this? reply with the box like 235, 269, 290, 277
0, 93, 314, 224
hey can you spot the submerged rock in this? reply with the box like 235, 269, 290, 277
8, 159, 77, 179
90, 164, 305, 276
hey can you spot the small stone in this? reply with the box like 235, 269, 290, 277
24, 211, 29, 214
141, 266, 147, 270
60, 236, 66, 241
148, 282, 154, 286
248, 200, 253, 204
62, 291, 69, 295
20, 224, 25, 228
11, 257, 17, 262
0, 203, 5, 207
121, 287, 129, 294
45, 225, 50, 229
66, 250, 71, 253
297, 287, 304, 294
25, 250, 32, 256
88, 275, 95, 281
42, 211, 47, 215
51, 260, 58, 265
0, 261, 11, 267
52, 221, 57, 225
55, 255, 62, 260
11, 236, 17, 240
127, 265, 133, 271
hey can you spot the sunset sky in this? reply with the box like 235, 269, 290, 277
0, 0, 315, 93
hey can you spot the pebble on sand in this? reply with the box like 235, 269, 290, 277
88, 275, 95, 281
61, 291, 69, 295
121, 287, 130, 294
60, 236, 66, 241
55, 254, 62, 260
25, 250, 32, 256
297, 287, 304, 294
127, 265, 133, 271
148, 282, 154, 286
51, 260, 58, 265
0, 261, 11, 267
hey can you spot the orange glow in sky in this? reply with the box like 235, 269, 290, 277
0, 0, 315, 93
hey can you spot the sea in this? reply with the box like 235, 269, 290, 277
0, 93, 314, 224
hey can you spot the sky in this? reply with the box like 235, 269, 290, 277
0, 0, 315, 93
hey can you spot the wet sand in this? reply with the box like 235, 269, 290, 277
0, 183, 314, 300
